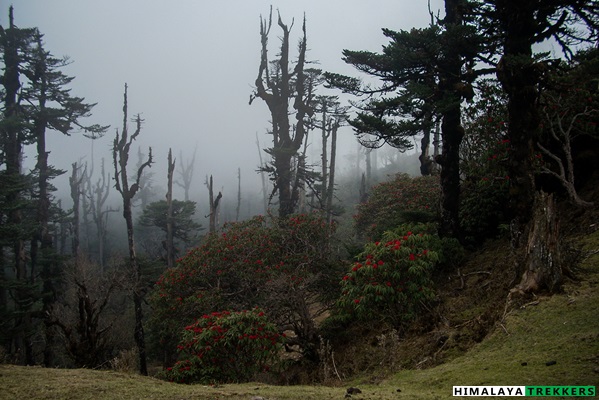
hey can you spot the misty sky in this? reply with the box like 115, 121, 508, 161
5, 0, 443, 205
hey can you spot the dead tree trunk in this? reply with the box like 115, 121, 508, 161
418, 112, 437, 176
205, 175, 222, 233
175, 146, 197, 202
80, 165, 92, 256
69, 162, 85, 258
250, 9, 314, 217
235, 167, 241, 221
514, 191, 562, 293
326, 120, 339, 224
112, 83, 152, 376
89, 159, 115, 268
256, 133, 269, 214
538, 96, 595, 208
166, 149, 175, 269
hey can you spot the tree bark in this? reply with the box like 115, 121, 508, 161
493, 0, 566, 293
436, 0, 465, 239
514, 192, 562, 292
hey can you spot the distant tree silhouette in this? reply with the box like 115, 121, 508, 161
112, 83, 152, 375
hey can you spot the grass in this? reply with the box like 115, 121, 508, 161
1, 234, 598, 399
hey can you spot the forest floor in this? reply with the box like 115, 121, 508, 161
1, 192, 599, 399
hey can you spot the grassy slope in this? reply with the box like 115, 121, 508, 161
1, 233, 598, 400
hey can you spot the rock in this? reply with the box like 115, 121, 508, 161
545, 360, 557, 366
346, 387, 362, 395
521, 362, 527, 366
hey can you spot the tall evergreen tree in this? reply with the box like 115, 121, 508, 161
325, 0, 489, 237
474, 0, 599, 292
23, 31, 107, 366
0, 6, 37, 364
1, 7, 107, 364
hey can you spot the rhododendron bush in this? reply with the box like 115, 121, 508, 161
354, 174, 440, 241
162, 308, 282, 384
149, 213, 343, 380
338, 224, 440, 327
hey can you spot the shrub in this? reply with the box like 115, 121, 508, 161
354, 174, 440, 241
460, 177, 509, 245
163, 308, 283, 384
460, 79, 510, 244
337, 224, 440, 328
149, 213, 342, 370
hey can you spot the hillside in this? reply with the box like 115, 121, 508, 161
1, 210, 598, 399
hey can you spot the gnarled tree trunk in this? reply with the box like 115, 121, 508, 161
514, 191, 562, 293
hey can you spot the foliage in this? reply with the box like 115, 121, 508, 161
324, 26, 443, 151
337, 224, 440, 328
460, 80, 511, 244
138, 199, 202, 244
162, 308, 283, 384
0, 9, 107, 366
2, 260, 599, 398
149, 213, 341, 369
354, 174, 440, 240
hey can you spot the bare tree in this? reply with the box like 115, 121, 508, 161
69, 162, 86, 258
175, 146, 197, 202
317, 96, 344, 222
47, 258, 118, 368
166, 149, 176, 269
325, 118, 340, 224
250, 8, 315, 217
133, 147, 155, 210
87, 158, 117, 268
538, 93, 596, 208
235, 167, 241, 221
205, 175, 222, 233
112, 83, 152, 376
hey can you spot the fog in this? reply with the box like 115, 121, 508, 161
8, 0, 443, 221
